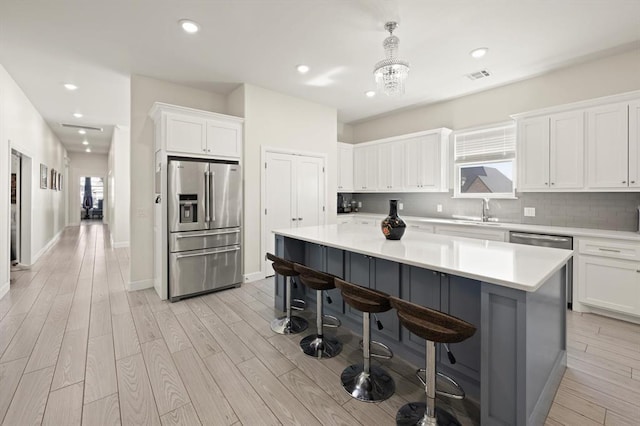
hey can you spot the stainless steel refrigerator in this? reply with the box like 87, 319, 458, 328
167, 158, 242, 301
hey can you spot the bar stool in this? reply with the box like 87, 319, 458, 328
267, 253, 308, 335
334, 277, 395, 402
389, 296, 476, 426
293, 263, 343, 358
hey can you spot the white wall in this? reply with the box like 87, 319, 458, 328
129, 74, 227, 288
243, 84, 337, 278
67, 152, 108, 226
352, 48, 640, 141
337, 121, 354, 143
107, 125, 130, 248
0, 64, 67, 296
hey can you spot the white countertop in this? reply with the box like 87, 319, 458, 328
339, 213, 640, 241
273, 224, 573, 292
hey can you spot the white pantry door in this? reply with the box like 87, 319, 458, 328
263, 151, 325, 275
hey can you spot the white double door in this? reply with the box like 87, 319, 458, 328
263, 151, 325, 275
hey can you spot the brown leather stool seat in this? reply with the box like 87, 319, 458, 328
389, 296, 477, 426
293, 264, 342, 358
333, 277, 395, 402
390, 297, 475, 344
267, 253, 307, 335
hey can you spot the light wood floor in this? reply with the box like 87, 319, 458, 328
0, 223, 638, 425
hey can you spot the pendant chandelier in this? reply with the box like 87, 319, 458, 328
373, 21, 410, 96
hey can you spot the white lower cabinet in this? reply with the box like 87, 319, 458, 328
578, 255, 640, 316
576, 237, 640, 317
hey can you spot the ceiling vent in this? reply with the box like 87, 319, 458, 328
60, 123, 104, 132
466, 69, 491, 81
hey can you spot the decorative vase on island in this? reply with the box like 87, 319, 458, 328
381, 199, 406, 240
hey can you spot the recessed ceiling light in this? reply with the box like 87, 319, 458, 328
296, 64, 310, 74
78, 129, 86, 135
82, 140, 89, 145
365, 90, 376, 98
470, 47, 489, 59
85, 148, 91, 153
180, 20, 199, 34
63, 83, 78, 91
73, 112, 83, 118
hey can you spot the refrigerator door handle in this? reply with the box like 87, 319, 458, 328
204, 171, 210, 223
175, 246, 240, 259
210, 171, 216, 222
175, 229, 240, 239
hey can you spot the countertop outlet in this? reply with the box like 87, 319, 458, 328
524, 207, 536, 217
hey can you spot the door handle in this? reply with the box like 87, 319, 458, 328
204, 171, 210, 223
291, 218, 298, 221
176, 246, 240, 259
214, 172, 216, 222
598, 248, 621, 253
175, 229, 240, 239
298, 218, 303, 221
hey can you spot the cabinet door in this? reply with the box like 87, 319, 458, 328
337, 144, 354, 191
325, 248, 345, 316
587, 103, 629, 188
346, 252, 371, 322
518, 117, 550, 190
364, 146, 379, 190
550, 111, 584, 189
353, 147, 368, 190
419, 134, 442, 190
372, 258, 400, 341
166, 113, 206, 154
206, 120, 241, 158
404, 137, 422, 190
401, 267, 441, 352
378, 142, 403, 191
579, 256, 640, 315
629, 101, 640, 188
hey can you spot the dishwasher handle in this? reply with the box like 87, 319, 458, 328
510, 233, 571, 243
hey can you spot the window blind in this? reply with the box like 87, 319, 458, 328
454, 123, 516, 162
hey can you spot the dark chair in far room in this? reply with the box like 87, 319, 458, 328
293, 263, 342, 358
334, 277, 395, 402
389, 296, 476, 426
267, 253, 308, 335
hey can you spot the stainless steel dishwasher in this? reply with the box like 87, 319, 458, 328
509, 231, 574, 309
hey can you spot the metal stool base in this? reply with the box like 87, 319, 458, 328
396, 402, 461, 426
300, 334, 342, 358
271, 315, 308, 335
340, 364, 395, 402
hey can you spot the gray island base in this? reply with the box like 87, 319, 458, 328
274, 233, 567, 426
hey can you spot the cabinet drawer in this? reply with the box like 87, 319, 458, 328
578, 238, 640, 261
435, 225, 507, 242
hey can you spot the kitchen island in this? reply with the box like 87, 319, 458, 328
273, 224, 573, 426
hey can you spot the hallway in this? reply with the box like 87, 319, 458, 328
0, 223, 638, 425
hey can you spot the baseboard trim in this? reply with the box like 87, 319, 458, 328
31, 229, 63, 265
244, 271, 266, 283
0, 280, 9, 300
112, 241, 130, 249
126, 279, 154, 292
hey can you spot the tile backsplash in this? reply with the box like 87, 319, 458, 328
347, 192, 640, 232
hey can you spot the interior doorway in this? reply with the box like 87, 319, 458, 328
10, 151, 21, 265
80, 176, 104, 221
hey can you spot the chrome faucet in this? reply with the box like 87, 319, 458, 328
481, 198, 490, 222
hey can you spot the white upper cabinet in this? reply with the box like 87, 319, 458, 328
378, 142, 404, 191
354, 145, 379, 191
206, 120, 242, 158
518, 111, 584, 191
628, 100, 640, 188
518, 117, 550, 190
403, 132, 449, 192
550, 111, 584, 189
166, 113, 207, 155
150, 102, 243, 159
586, 103, 629, 189
337, 142, 354, 192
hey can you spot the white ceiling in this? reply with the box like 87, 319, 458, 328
1, 0, 639, 155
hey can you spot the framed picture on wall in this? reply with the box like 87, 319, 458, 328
51, 169, 56, 190
58, 173, 62, 191
40, 164, 48, 189
11, 173, 16, 203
